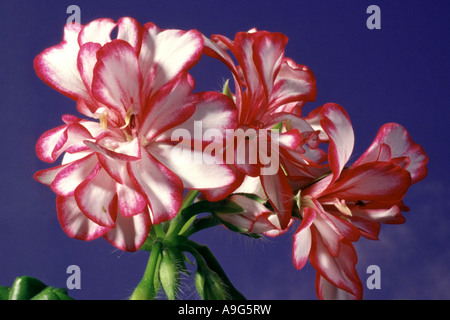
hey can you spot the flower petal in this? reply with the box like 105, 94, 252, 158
115, 17, 142, 52
78, 18, 116, 46
51, 153, 99, 196
79, 17, 142, 52
316, 275, 361, 300
128, 148, 183, 225
319, 103, 354, 184
34, 23, 88, 101
322, 162, 412, 203
310, 199, 344, 257
116, 177, 147, 217
57, 196, 110, 241
147, 142, 236, 190
84, 136, 141, 161
310, 235, 362, 299
293, 207, 316, 270
139, 24, 203, 100
74, 167, 117, 228
104, 209, 151, 252
36, 121, 93, 163
260, 170, 293, 229
77, 42, 102, 105
34, 162, 72, 186
217, 194, 279, 234
353, 123, 428, 184
251, 31, 288, 99
156, 91, 237, 142
200, 168, 245, 201
140, 73, 196, 142
351, 202, 405, 224
270, 58, 317, 109
91, 39, 141, 117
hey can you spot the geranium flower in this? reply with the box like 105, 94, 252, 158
216, 103, 428, 299
34, 18, 237, 251
202, 29, 319, 228
292, 105, 428, 299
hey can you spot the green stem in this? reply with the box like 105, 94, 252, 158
166, 190, 200, 238
181, 190, 200, 211
166, 199, 212, 240
154, 223, 165, 238
181, 215, 221, 238
130, 241, 162, 300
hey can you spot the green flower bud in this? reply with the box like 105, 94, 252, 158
159, 247, 180, 300
195, 265, 229, 300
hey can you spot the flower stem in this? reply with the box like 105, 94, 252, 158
154, 223, 165, 238
181, 215, 220, 238
166, 190, 199, 238
130, 241, 162, 300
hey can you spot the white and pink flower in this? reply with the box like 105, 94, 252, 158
217, 103, 428, 299
203, 29, 319, 229
34, 18, 237, 251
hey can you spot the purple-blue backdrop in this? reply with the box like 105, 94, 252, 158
0, 0, 448, 300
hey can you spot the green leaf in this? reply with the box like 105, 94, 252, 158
2, 276, 74, 300
9, 276, 48, 300
31, 287, 73, 300
0, 286, 10, 300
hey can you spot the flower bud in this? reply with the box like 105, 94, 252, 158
195, 265, 229, 300
159, 247, 180, 300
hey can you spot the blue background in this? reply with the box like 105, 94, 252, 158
0, 0, 449, 300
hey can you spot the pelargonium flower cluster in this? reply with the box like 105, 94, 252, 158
34, 17, 428, 300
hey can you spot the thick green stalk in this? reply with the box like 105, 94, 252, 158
130, 241, 162, 300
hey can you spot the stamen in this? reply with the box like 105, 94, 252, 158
125, 107, 134, 127
99, 112, 108, 129
333, 198, 352, 217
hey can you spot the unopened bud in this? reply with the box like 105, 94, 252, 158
159, 247, 180, 300
195, 265, 229, 300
